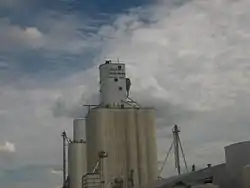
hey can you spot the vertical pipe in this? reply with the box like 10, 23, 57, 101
98, 153, 103, 188
178, 135, 189, 173
62, 131, 67, 184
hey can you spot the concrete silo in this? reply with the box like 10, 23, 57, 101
86, 107, 157, 188
85, 61, 158, 188
144, 109, 158, 187
68, 119, 87, 188
68, 142, 87, 188
124, 109, 139, 187
73, 118, 86, 141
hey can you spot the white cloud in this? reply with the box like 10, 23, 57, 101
25, 27, 43, 39
0, 19, 44, 51
0, 85, 72, 166
1, 0, 250, 183
50, 169, 62, 175
0, 14, 101, 55
0, 141, 16, 153
98, 0, 250, 112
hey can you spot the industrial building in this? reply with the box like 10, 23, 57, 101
62, 60, 250, 188
63, 60, 158, 188
156, 141, 250, 188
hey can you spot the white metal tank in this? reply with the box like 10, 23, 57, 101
243, 165, 250, 188
99, 61, 127, 107
225, 141, 250, 188
225, 141, 250, 177
73, 118, 85, 141
68, 142, 87, 188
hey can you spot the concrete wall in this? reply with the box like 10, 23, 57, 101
85, 107, 158, 188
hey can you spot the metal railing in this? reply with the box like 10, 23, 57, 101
82, 173, 102, 188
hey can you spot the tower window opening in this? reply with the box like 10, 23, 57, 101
114, 78, 118, 82
118, 65, 121, 70
119, 87, 123, 91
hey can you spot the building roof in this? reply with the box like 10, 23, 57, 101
156, 163, 226, 188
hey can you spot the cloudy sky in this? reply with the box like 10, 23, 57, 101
1, 0, 250, 187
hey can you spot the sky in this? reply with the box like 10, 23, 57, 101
1, 0, 250, 187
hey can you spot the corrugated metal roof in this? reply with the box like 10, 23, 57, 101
156, 163, 226, 188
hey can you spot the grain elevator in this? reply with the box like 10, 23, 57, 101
67, 119, 87, 188
64, 60, 158, 188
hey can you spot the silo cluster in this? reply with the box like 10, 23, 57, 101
66, 61, 158, 188
86, 107, 157, 188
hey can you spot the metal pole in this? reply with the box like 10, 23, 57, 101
173, 125, 181, 175
101, 158, 104, 188
159, 140, 174, 176
178, 135, 189, 173
62, 131, 67, 184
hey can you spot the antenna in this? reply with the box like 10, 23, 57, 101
158, 125, 189, 177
